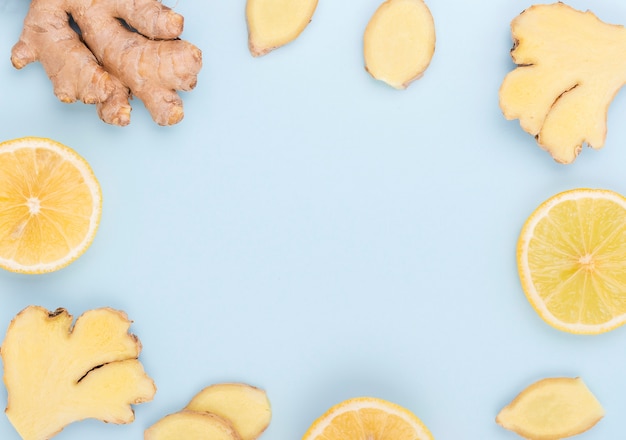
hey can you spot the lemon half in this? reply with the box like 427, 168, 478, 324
518, 188, 626, 334
0, 137, 102, 274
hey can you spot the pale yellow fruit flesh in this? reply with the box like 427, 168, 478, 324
499, 3, 626, 163
246, 0, 318, 56
2, 306, 156, 440
518, 189, 626, 334
363, 0, 436, 89
497, 377, 604, 440
145, 411, 241, 440
303, 397, 433, 440
0, 137, 101, 273
185, 383, 271, 440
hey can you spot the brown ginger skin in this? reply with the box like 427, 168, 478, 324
11, 0, 202, 126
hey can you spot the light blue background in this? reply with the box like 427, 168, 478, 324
2, 0, 626, 439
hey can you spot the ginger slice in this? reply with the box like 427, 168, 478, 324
11, 0, 202, 126
363, 0, 436, 89
496, 377, 604, 440
500, 3, 626, 163
185, 383, 272, 440
246, 0, 318, 57
144, 411, 241, 440
1, 306, 156, 440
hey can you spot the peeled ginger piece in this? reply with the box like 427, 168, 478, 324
1, 306, 156, 440
246, 0, 318, 56
496, 377, 604, 440
364, 0, 436, 89
185, 383, 272, 440
144, 411, 241, 440
146, 383, 271, 440
499, 3, 626, 163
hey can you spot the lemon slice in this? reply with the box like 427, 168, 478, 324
496, 377, 604, 439
517, 188, 626, 334
0, 137, 102, 274
302, 397, 433, 440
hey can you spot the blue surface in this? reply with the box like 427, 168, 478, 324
2, 0, 626, 439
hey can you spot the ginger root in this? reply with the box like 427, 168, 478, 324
500, 3, 626, 163
496, 377, 604, 440
1, 306, 156, 440
246, 0, 318, 56
146, 383, 271, 440
185, 383, 272, 440
11, 0, 202, 126
363, 0, 436, 89
145, 411, 242, 440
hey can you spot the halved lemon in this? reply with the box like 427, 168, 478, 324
302, 397, 433, 440
0, 137, 102, 274
517, 188, 626, 334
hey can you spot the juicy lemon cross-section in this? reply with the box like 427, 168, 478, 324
517, 188, 626, 334
302, 397, 434, 440
0, 137, 102, 274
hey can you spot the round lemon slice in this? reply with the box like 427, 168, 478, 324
0, 137, 102, 274
517, 188, 626, 334
302, 397, 433, 440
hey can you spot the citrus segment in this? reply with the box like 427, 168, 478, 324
496, 377, 604, 440
517, 188, 626, 334
0, 137, 101, 273
302, 397, 433, 440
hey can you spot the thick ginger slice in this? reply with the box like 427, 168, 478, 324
496, 377, 604, 440
363, 0, 436, 89
246, 0, 318, 56
185, 383, 272, 440
144, 411, 242, 440
1, 306, 156, 440
500, 3, 626, 163
146, 382, 271, 440
11, 0, 202, 126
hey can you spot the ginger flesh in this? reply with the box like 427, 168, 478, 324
185, 383, 272, 440
496, 377, 604, 440
146, 382, 271, 440
499, 3, 626, 163
246, 0, 318, 56
11, 0, 202, 126
1, 306, 156, 440
363, 0, 436, 89
144, 411, 241, 440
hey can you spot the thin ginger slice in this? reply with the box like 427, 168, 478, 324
1, 306, 156, 440
496, 377, 604, 440
246, 0, 318, 57
12, 0, 202, 126
185, 383, 272, 440
144, 411, 242, 440
500, 3, 626, 163
363, 0, 436, 89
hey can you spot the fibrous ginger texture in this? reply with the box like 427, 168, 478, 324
145, 411, 242, 440
363, 0, 436, 89
246, 0, 318, 56
11, 0, 202, 126
496, 377, 604, 440
500, 2, 626, 163
1, 306, 156, 440
185, 383, 272, 440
